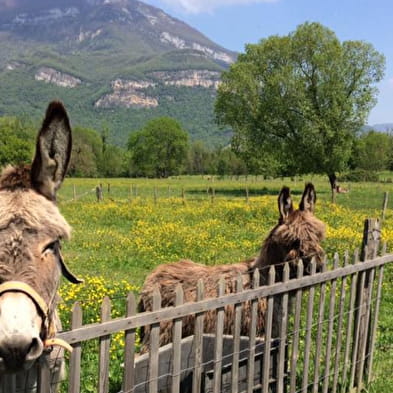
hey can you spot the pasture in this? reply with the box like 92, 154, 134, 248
56, 176, 393, 392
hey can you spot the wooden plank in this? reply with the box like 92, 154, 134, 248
231, 275, 243, 393
98, 297, 111, 393
312, 262, 327, 393
2, 374, 16, 392
171, 285, 184, 393
68, 302, 83, 393
331, 252, 349, 393
289, 261, 304, 393
123, 292, 137, 393
301, 259, 317, 393
56, 254, 393, 345
356, 267, 375, 391
341, 252, 359, 390
247, 269, 259, 393
262, 266, 276, 393
322, 254, 339, 393
192, 280, 204, 393
354, 218, 380, 392
349, 270, 365, 390
213, 277, 226, 393
149, 288, 161, 393
277, 263, 290, 393
365, 265, 385, 384
38, 353, 51, 393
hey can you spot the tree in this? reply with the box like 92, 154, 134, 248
351, 130, 393, 171
215, 148, 247, 177
215, 22, 385, 201
128, 117, 189, 178
187, 140, 213, 175
0, 117, 35, 167
69, 126, 103, 177
101, 145, 128, 177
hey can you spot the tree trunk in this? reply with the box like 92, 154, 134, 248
328, 173, 337, 203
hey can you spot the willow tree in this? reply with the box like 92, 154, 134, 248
215, 22, 385, 201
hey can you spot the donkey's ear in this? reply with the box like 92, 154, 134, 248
31, 101, 72, 200
59, 253, 84, 284
278, 186, 293, 221
299, 183, 316, 212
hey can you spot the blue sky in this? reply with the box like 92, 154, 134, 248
145, 0, 393, 125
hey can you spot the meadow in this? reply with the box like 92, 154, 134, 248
56, 176, 393, 392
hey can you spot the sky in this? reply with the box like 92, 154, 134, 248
144, 0, 393, 125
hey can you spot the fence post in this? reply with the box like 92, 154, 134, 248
192, 280, 205, 393
96, 185, 103, 202
353, 218, 380, 391
123, 293, 137, 393
182, 188, 186, 205
171, 285, 184, 393
69, 302, 83, 393
381, 192, 389, 222
360, 218, 380, 261
98, 297, 111, 393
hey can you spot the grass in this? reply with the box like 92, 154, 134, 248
55, 175, 393, 392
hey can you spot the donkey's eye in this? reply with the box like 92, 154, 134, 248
43, 240, 60, 254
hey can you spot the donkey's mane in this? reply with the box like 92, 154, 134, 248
0, 165, 32, 191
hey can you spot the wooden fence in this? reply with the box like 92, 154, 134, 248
20, 219, 393, 392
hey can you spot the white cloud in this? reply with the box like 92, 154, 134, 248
388, 77, 393, 87
157, 0, 277, 14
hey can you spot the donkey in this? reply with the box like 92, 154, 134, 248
138, 183, 326, 352
0, 102, 81, 391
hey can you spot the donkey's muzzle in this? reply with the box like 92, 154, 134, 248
0, 335, 43, 372
0, 291, 44, 372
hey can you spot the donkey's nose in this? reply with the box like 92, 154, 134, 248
0, 292, 44, 370
0, 335, 43, 370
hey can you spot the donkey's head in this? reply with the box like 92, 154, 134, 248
258, 183, 326, 279
0, 102, 80, 372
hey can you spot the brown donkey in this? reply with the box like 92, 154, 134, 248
0, 102, 81, 390
138, 183, 325, 352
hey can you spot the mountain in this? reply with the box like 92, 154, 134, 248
361, 123, 393, 134
0, 0, 236, 146
368, 123, 393, 132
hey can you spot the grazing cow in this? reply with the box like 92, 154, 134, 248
138, 183, 325, 352
0, 102, 82, 391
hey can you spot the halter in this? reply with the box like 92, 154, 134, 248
0, 281, 73, 353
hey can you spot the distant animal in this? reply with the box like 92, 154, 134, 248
138, 183, 326, 352
336, 185, 349, 194
0, 102, 82, 391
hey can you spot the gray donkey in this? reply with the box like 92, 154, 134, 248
0, 102, 82, 392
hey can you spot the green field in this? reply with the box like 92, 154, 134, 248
56, 176, 393, 392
